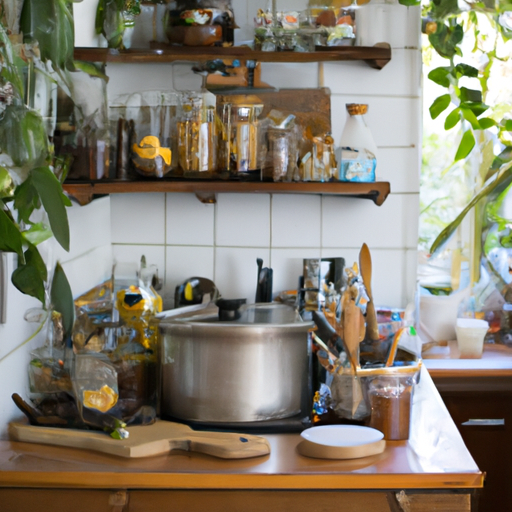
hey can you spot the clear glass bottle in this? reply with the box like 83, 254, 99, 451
337, 103, 377, 182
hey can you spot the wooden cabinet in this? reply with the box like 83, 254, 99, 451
432, 374, 512, 512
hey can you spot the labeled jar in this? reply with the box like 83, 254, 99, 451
337, 103, 377, 182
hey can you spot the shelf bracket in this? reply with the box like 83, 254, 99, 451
365, 43, 392, 70
195, 191, 217, 204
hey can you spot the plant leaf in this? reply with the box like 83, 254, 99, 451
13, 177, 40, 224
479, 118, 497, 129
12, 263, 45, 303
460, 87, 482, 103
461, 107, 481, 129
0, 207, 24, 257
429, 23, 464, 59
454, 130, 476, 161
51, 262, 74, 341
454, 64, 479, 78
73, 60, 109, 82
430, 94, 452, 119
398, 0, 421, 5
430, 164, 512, 255
30, 167, 70, 252
463, 101, 489, 117
22, 222, 53, 246
0, 106, 49, 171
504, 120, 512, 131
11, 244, 47, 303
20, 0, 75, 70
0, 167, 15, 199
428, 67, 451, 87
0, 25, 25, 98
444, 107, 461, 130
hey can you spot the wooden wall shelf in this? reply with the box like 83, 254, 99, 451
63, 180, 391, 206
74, 43, 391, 69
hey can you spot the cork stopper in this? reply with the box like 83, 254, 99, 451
346, 104, 368, 115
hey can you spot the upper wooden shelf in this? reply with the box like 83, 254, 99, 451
73, 43, 391, 69
63, 180, 390, 206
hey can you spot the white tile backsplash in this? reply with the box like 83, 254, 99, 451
62, 245, 113, 299
356, 4, 421, 49
216, 194, 271, 247
323, 49, 422, 97
271, 195, 321, 248
110, 193, 166, 244
112, 244, 166, 280
166, 193, 215, 246
376, 147, 420, 193
260, 63, 320, 89
322, 194, 419, 250
215, 246, 270, 302
107, 63, 175, 96
52, 196, 111, 264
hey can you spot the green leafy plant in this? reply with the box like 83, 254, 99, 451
403, 0, 512, 293
0, 0, 90, 340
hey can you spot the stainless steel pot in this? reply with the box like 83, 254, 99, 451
159, 303, 313, 423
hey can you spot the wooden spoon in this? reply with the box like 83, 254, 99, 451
344, 298, 362, 372
359, 243, 380, 341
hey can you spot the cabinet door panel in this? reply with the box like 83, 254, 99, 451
439, 391, 512, 512
0, 489, 115, 512
128, 490, 391, 512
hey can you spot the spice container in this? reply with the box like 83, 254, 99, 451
337, 103, 377, 182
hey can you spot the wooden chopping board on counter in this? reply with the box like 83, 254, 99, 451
9, 420, 271, 459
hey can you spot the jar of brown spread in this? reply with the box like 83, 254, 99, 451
366, 371, 418, 440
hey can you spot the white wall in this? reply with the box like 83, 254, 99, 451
106, 1, 422, 310
0, 198, 113, 439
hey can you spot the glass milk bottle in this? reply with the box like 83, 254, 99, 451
337, 103, 377, 182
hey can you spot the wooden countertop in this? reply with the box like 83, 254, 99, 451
423, 343, 512, 378
0, 369, 482, 491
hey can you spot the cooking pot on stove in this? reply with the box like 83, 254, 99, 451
159, 302, 314, 424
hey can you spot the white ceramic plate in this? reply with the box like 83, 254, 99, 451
298, 425, 386, 460
301, 425, 384, 447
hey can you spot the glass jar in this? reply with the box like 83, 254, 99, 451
337, 103, 377, 182
218, 101, 267, 179
264, 126, 299, 182
176, 91, 218, 179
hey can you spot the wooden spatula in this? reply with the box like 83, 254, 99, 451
359, 243, 380, 341
9, 420, 271, 459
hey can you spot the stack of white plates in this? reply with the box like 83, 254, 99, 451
298, 425, 386, 459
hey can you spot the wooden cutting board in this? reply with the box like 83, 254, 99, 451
9, 420, 271, 459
